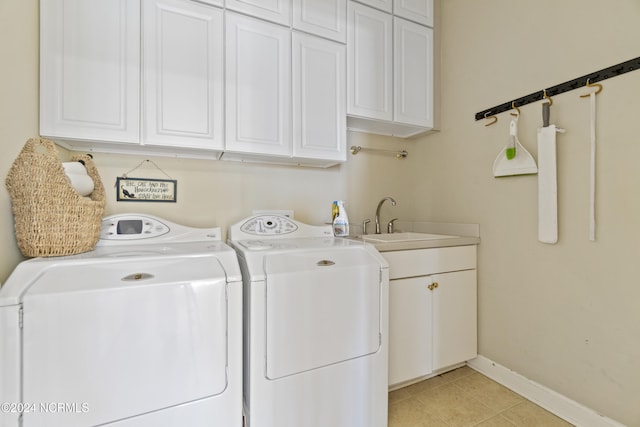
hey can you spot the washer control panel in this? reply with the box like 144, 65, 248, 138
229, 214, 333, 241
240, 215, 298, 236
101, 216, 170, 240
98, 214, 221, 245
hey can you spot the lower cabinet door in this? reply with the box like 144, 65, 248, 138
432, 269, 478, 371
389, 276, 433, 386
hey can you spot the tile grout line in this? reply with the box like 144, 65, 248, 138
449, 380, 504, 426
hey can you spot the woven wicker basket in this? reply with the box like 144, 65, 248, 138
5, 137, 106, 257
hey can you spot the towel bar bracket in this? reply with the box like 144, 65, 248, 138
350, 146, 408, 159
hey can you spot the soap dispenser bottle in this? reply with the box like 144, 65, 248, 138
332, 200, 349, 237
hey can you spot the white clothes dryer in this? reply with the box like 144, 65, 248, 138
0, 214, 242, 427
228, 214, 389, 427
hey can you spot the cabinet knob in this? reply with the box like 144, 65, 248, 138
433, 282, 439, 289
427, 284, 434, 291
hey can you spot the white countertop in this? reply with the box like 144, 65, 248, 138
349, 221, 480, 252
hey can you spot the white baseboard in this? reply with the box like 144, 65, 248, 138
467, 356, 625, 427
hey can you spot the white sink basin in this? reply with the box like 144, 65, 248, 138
361, 232, 458, 243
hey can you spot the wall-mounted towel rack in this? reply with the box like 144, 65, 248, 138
350, 146, 408, 159
475, 56, 640, 121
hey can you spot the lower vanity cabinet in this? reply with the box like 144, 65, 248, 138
384, 245, 477, 387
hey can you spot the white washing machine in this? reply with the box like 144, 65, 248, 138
228, 214, 389, 427
0, 214, 242, 427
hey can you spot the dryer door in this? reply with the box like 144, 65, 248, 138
20, 256, 228, 427
264, 247, 381, 379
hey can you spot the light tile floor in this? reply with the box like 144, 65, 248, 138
389, 366, 575, 427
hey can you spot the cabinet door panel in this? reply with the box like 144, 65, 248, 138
143, 0, 224, 150
225, 13, 291, 156
394, 0, 433, 27
40, 0, 140, 143
432, 270, 477, 371
354, 0, 392, 13
292, 33, 346, 162
293, 0, 346, 43
394, 17, 433, 128
347, 2, 392, 121
226, 0, 290, 26
389, 277, 433, 386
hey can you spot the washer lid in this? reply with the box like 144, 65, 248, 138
229, 236, 387, 282
0, 244, 241, 306
264, 246, 383, 379
20, 255, 229, 426
23, 255, 227, 297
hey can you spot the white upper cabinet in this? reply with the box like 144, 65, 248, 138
40, 0, 140, 144
353, 0, 392, 13
292, 32, 346, 162
393, 17, 433, 128
346, 2, 392, 121
292, 0, 347, 43
225, 13, 291, 156
393, 0, 433, 27
143, 0, 224, 151
225, 0, 291, 26
346, 0, 434, 137
40, 0, 346, 165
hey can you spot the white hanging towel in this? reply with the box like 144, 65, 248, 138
537, 125, 565, 244
588, 92, 597, 241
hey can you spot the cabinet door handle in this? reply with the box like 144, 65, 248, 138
427, 283, 434, 291
433, 282, 439, 289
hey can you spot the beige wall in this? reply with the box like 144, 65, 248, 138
2, 0, 639, 425
0, 0, 39, 282
410, 1, 640, 425
88, 129, 414, 238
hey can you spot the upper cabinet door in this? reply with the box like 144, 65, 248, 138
142, 0, 224, 151
292, 0, 346, 43
225, 0, 290, 26
353, 0, 392, 13
292, 32, 346, 162
393, 0, 433, 27
40, 0, 140, 143
225, 13, 291, 156
393, 17, 433, 128
196, 0, 223, 6
347, 2, 392, 121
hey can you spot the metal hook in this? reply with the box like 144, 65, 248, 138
484, 111, 497, 126
510, 101, 521, 117
543, 89, 553, 106
579, 78, 603, 98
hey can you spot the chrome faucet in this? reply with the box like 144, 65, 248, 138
375, 197, 397, 234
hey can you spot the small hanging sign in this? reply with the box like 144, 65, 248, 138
116, 177, 177, 202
